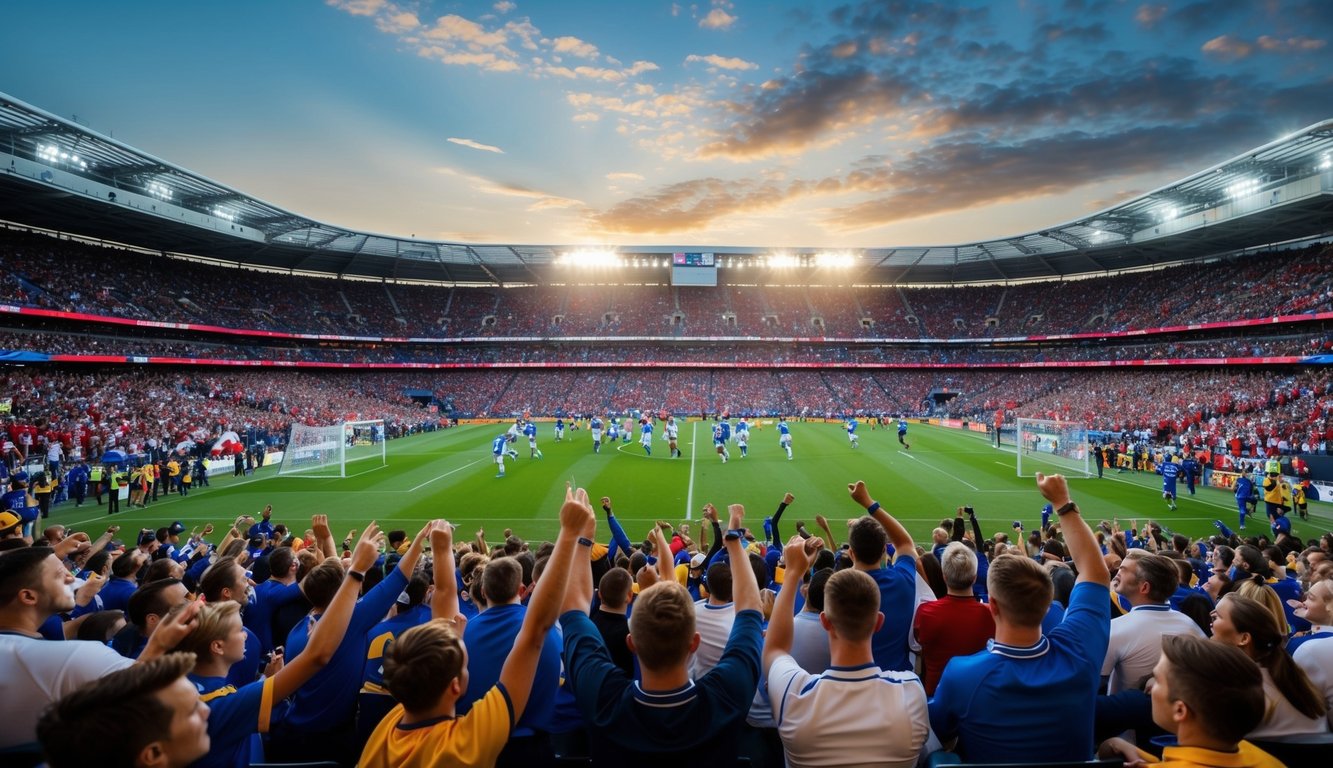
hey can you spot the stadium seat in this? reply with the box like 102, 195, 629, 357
1249, 732, 1333, 765
248, 733, 341, 768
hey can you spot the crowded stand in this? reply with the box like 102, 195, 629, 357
4, 230, 1331, 341
4, 468, 1331, 767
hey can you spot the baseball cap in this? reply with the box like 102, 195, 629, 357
138, 531, 157, 546
0, 510, 20, 532
689, 552, 706, 569
168, 521, 187, 536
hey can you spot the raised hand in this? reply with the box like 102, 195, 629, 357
430, 521, 454, 552
784, 534, 823, 575
727, 503, 745, 532
311, 514, 331, 541
560, 483, 595, 532
783, 492, 795, 505
1034, 472, 1072, 507
350, 522, 384, 572
702, 503, 718, 523
847, 480, 873, 508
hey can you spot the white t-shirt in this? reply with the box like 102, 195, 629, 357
688, 600, 736, 679
0, 632, 134, 748
767, 654, 938, 768
1250, 666, 1330, 738
1101, 604, 1206, 694
1293, 636, 1333, 729
788, 611, 831, 674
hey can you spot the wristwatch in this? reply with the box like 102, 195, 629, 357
1055, 502, 1079, 517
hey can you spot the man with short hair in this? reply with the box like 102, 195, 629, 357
929, 473, 1111, 764
1102, 550, 1205, 694
914, 541, 995, 695
0, 547, 199, 748
36, 652, 209, 768
591, 567, 634, 676
845, 480, 917, 672
1098, 635, 1284, 767
561, 501, 763, 764
764, 534, 938, 767
111, 578, 190, 659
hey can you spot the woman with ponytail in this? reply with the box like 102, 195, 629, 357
1211, 593, 1328, 738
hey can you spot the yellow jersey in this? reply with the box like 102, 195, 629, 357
357, 683, 512, 768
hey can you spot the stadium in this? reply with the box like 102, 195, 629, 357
2, 2, 1333, 766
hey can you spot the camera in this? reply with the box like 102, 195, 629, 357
964, 506, 974, 516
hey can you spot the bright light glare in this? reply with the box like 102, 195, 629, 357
1227, 178, 1260, 199
1158, 206, 1178, 222
147, 181, 173, 201
558, 249, 619, 267
213, 207, 237, 222
36, 143, 88, 171
1320, 155, 1332, 171
767, 253, 802, 269
816, 251, 855, 268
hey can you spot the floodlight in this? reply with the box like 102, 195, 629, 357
1226, 178, 1260, 199
816, 251, 855, 268
561, 248, 619, 267
1320, 155, 1331, 171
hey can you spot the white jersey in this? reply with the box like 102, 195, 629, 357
665, 422, 679, 440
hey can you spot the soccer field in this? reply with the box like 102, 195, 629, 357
48, 421, 1332, 549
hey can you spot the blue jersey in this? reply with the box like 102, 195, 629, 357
641, 423, 653, 438
720, 421, 732, 441
1181, 458, 1198, 480
1158, 461, 1181, 488
736, 420, 749, 434
608, 422, 619, 438
524, 423, 537, 439
492, 435, 507, 455
847, 419, 858, 433
1234, 475, 1254, 500
778, 422, 790, 436
713, 425, 724, 443
898, 420, 908, 434
591, 417, 603, 431
556, 419, 564, 430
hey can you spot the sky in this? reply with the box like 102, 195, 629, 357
2, 0, 1331, 249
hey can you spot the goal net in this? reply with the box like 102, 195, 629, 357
1014, 417, 1091, 478
278, 419, 386, 478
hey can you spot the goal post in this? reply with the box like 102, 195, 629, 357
277, 419, 386, 478
1014, 417, 1092, 479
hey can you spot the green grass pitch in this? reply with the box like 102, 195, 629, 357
50, 422, 1331, 551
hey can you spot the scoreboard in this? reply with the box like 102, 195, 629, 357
671, 252, 717, 286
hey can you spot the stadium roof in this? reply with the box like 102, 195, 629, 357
0, 92, 1330, 285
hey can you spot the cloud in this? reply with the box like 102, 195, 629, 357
551, 35, 600, 59
700, 9, 737, 30
423, 14, 510, 48
376, 11, 419, 33
1202, 34, 1254, 59
447, 137, 505, 153
326, 0, 385, 17
572, 112, 600, 122
684, 54, 758, 71
1202, 34, 1325, 59
1134, 4, 1167, 28
606, 172, 644, 180
1256, 35, 1326, 53
435, 165, 584, 212
493, 1, 516, 13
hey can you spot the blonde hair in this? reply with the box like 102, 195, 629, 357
986, 553, 1052, 627
1232, 578, 1289, 637
170, 600, 239, 663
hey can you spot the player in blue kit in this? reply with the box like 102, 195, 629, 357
1157, 456, 1181, 510
734, 418, 750, 458
846, 417, 860, 448
524, 420, 543, 459
639, 418, 653, 456
1180, 453, 1198, 495
714, 423, 728, 463
554, 418, 565, 442
492, 434, 509, 478
590, 416, 604, 454
897, 418, 910, 450
607, 419, 619, 444
778, 417, 793, 460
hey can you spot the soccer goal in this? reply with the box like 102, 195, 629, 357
277, 419, 386, 478
1014, 417, 1091, 478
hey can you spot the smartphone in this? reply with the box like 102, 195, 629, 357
964, 506, 974, 516
1012, 521, 1022, 529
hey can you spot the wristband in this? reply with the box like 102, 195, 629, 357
867, 501, 881, 514
347, 570, 365, 583
724, 529, 744, 541
1055, 502, 1078, 517
577, 537, 594, 547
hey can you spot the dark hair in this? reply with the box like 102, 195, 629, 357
1050, 566, 1075, 608
198, 559, 241, 603
1235, 544, 1272, 578
705, 562, 733, 602
480, 557, 522, 604
111, 551, 142, 580
126, 578, 185, 629
76, 609, 126, 642
919, 553, 946, 599
300, 558, 346, 610
1159, 635, 1264, 743
36, 652, 198, 768
1177, 593, 1213, 637
806, 568, 833, 612
1223, 594, 1326, 721
848, 517, 887, 566
598, 567, 633, 609
0, 547, 54, 606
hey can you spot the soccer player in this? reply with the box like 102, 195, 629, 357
639, 418, 653, 456
1233, 472, 1255, 530
735, 425, 748, 458
719, 417, 732, 451
713, 423, 728, 463
1157, 455, 1181, 510
778, 417, 793, 460
1181, 452, 1198, 496
1293, 480, 1308, 520
524, 420, 543, 460
590, 416, 603, 454
491, 433, 508, 478
554, 417, 565, 442
607, 418, 619, 445
665, 416, 680, 458
622, 416, 632, 443
846, 417, 860, 448
897, 417, 910, 450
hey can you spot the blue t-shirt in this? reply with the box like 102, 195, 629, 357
778, 423, 790, 436
869, 555, 919, 672
562, 608, 762, 765
281, 567, 408, 732
847, 419, 858, 434
99, 578, 138, 613
362, 604, 430, 691
491, 435, 507, 455
524, 423, 537, 439
246, 579, 304, 654
189, 674, 277, 768
898, 420, 908, 434
457, 603, 562, 736
929, 580, 1111, 763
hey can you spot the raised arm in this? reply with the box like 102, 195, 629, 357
501, 484, 591, 722
397, 521, 432, 578
602, 497, 633, 561
848, 480, 914, 554
763, 535, 821, 671
311, 514, 336, 561
814, 514, 838, 552
430, 523, 458, 621
771, 492, 795, 543
651, 524, 675, 584
703, 504, 724, 568
273, 523, 385, 700
726, 504, 761, 614
1035, 473, 1109, 586
562, 508, 598, 616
